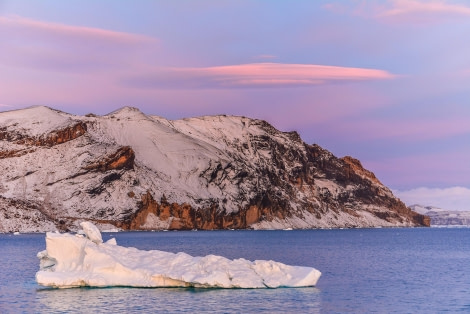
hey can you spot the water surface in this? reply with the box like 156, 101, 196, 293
1, 228, 469, 313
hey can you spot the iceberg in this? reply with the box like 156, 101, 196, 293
36, 222, 321, 289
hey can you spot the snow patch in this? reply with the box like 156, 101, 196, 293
0, 106, 76, 137
79, 221, 103, 244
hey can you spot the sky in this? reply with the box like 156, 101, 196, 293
0, 0, 469, 210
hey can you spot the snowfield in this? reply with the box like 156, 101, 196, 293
36, 222, 321, 288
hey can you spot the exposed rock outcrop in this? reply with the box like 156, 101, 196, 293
120, 191, 293, 230
0, 122, 86, 147
84, 146, 135, 172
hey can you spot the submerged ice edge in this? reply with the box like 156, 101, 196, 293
35, 222, 321, 289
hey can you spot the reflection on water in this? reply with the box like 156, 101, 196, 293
35, 286, 322, 313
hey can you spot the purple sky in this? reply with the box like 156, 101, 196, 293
1, 0, 470, 210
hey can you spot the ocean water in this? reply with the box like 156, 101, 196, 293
1, 228, 469, 313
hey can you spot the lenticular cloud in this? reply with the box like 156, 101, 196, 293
36, 222, 321, 289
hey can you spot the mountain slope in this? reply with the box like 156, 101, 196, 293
0, 106, 429, 232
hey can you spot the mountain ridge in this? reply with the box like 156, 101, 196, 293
0, 106, 429, 232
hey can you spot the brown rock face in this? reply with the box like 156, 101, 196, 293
120, 192, 292, 230
341, 156, 382, 185
307, 145, 429, 227
0, 148, 36, 159
118, 189, 430, 230
0, 122, 87, 147
414, 213, 431, 226
84, 146, 135, 172
43, 123, 87, 146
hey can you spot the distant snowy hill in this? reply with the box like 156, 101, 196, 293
409, 205, 446, 215
0, 106, 429, 232
409, 205, 470, 226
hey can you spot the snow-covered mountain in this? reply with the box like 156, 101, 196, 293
0, 106, 429, 232
409, 205, 446, 215
409, 204, 470, 226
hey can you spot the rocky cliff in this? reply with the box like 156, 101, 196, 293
0, 106, 429, 232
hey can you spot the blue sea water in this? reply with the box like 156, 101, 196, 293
1, 228, 469, 313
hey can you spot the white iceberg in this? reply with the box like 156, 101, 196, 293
35, 223, 321, 289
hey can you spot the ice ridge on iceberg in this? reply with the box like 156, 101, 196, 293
36, 222, 321, 289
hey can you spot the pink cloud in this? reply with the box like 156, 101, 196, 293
324, 0, 470, 23
0, 15, 158, 72
379, 0, 470, 18
125, 63, 395, 89
0, 15, 156, 44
